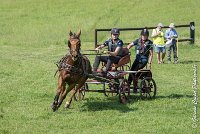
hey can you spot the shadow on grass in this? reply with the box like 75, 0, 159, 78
80, 97, 138, 113
127, 95, 159, 104
78, 93, 192, 112
179, 60, 200, 64
156, 93, 193, 99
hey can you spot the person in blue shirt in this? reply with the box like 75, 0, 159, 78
165, 23, 178, 63
127, 29, 153, 88
93, 28, 124, 72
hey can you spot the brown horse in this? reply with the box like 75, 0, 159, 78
51, 30, 92, 111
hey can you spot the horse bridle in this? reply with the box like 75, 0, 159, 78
68, 35, 81, 59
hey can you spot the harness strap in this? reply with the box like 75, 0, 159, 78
54, 53, 89, 77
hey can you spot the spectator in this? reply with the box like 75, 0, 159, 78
127, 28, 153, 89
165, 23, 178, 63
151, 23, 166, 64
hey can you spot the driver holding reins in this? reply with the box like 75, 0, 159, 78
93, 28, 124, 73
127, 28, 153, 89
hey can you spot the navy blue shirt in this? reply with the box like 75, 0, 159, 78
103, 38, 124, 56
132, 38, 153, 57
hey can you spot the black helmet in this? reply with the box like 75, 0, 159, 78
111, 28, 120, 35
141, 28, 149, 36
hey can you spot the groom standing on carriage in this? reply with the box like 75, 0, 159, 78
127, 28, 153, 90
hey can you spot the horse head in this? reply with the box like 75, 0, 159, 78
68, 30, 81, 61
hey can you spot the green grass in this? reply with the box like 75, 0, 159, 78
0, 0, 200, 134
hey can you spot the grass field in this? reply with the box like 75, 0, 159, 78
0, 0, 200, 134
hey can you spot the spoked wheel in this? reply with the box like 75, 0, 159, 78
104, 80, 118, 97
74, 83, 87, 101
119, 79, 130, 103
139, 77, 156, 99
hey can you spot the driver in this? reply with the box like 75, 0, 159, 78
127, 28, 153, 88
93, 28, 124, 73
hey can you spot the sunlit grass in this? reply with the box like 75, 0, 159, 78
0, 0, 200, 134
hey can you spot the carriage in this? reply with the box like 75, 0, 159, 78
74, 48, 157, 103
51, 30, 157, 111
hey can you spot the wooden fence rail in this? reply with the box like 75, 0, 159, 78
94, 22, 195, 47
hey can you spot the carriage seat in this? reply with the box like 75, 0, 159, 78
101, 47, 130, 71
112, 48, 130, 70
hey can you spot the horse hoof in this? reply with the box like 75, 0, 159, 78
65, 101, 70, 109
65, 104, 70, 110
51, 104, 57, 112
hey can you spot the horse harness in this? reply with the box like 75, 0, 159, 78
54, 54, 88, 77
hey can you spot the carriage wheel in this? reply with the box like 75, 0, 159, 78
139, 77, 156, 99
74, 83, 87, 101
119, 79, 130, 103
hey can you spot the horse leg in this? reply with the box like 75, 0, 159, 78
51, 76, 65, 111
65, 79, 87, 109
65, 87, 77, 109
56, 82, 67, 108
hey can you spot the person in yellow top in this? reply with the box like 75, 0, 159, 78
151, 23, 166, 64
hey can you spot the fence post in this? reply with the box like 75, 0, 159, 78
190, 22, 195, 44
95, 29, 98, 48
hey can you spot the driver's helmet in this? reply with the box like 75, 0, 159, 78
141, 28, 149, 36
111, 28, 120, 35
